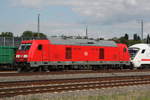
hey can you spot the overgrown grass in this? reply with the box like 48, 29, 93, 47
30, 98, 40, 100
30, 91, 150, 100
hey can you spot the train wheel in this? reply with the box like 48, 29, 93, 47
43, 66, 49, 72
38, 66, 43, 72
17, 67, 28, 72
17, 67, 22, 72
27, 68, 37, 72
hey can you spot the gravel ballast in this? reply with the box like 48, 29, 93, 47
1, 84, 150, 100
0, 71, 150, 82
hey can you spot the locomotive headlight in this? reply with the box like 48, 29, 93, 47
23, 55, 28, 58
16, 55, 20, 58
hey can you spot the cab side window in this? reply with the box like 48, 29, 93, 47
141, 49, 145, 54
38, 44, 43, 50
123, 48, 127, 52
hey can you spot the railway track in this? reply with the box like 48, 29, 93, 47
0, 69, 150, 77
1, 75, 150, 98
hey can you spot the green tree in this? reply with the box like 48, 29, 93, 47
33, 32, 47, 38
21, 31, 33, 37
0, 32, 13, 37
133, 34, 138, 40
124, 33, 129, 40
119, 36, 128, 45
21, 31, 47, 38
133, 34, 141, 41
137, 36, 141, 40
146, 34, 150, 43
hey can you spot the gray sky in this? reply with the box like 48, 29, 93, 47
1, 0, 150, 39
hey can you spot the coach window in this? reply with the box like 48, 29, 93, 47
66, 47, 72, 59
38, 44, 43, 50
99, 48, 104, 59
141, 49, 145, 54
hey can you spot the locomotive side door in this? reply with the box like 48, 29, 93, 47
37, 44, 43, 62
42, 44, 50, 62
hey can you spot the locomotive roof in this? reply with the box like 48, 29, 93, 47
48, 37, 117, 47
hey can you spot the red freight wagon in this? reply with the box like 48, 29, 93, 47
15, 37, 130, 72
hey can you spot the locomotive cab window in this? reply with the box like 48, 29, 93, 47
38, 44, 43, 50
66, 47, 72, 59
99, 48, 104, 59
19, 43, 32, 50
128, 48, 139, 60
124, 48, 127, 52
141, 49, 145, 54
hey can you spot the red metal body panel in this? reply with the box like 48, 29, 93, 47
49, 45, 116, 61
16, 40, 50, 62
117, 44, 130, 61
16, 40, 130, 64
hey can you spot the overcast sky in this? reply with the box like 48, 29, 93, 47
1, 0, 150, 39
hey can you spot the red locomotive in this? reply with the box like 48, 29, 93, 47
15, 37, 130, 72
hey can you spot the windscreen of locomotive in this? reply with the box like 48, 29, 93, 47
128, 48, 139, 60
19, 44, 32, 50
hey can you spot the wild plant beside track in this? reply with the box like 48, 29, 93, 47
29, 91, 150, 100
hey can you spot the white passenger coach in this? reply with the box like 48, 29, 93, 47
129, 44, 150, 68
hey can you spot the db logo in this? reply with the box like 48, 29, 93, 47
84, 51, 88, 56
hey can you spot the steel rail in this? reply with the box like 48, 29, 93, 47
0, 75, 150, 88
0, 69, 150, 77
1, 75, 150, 97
